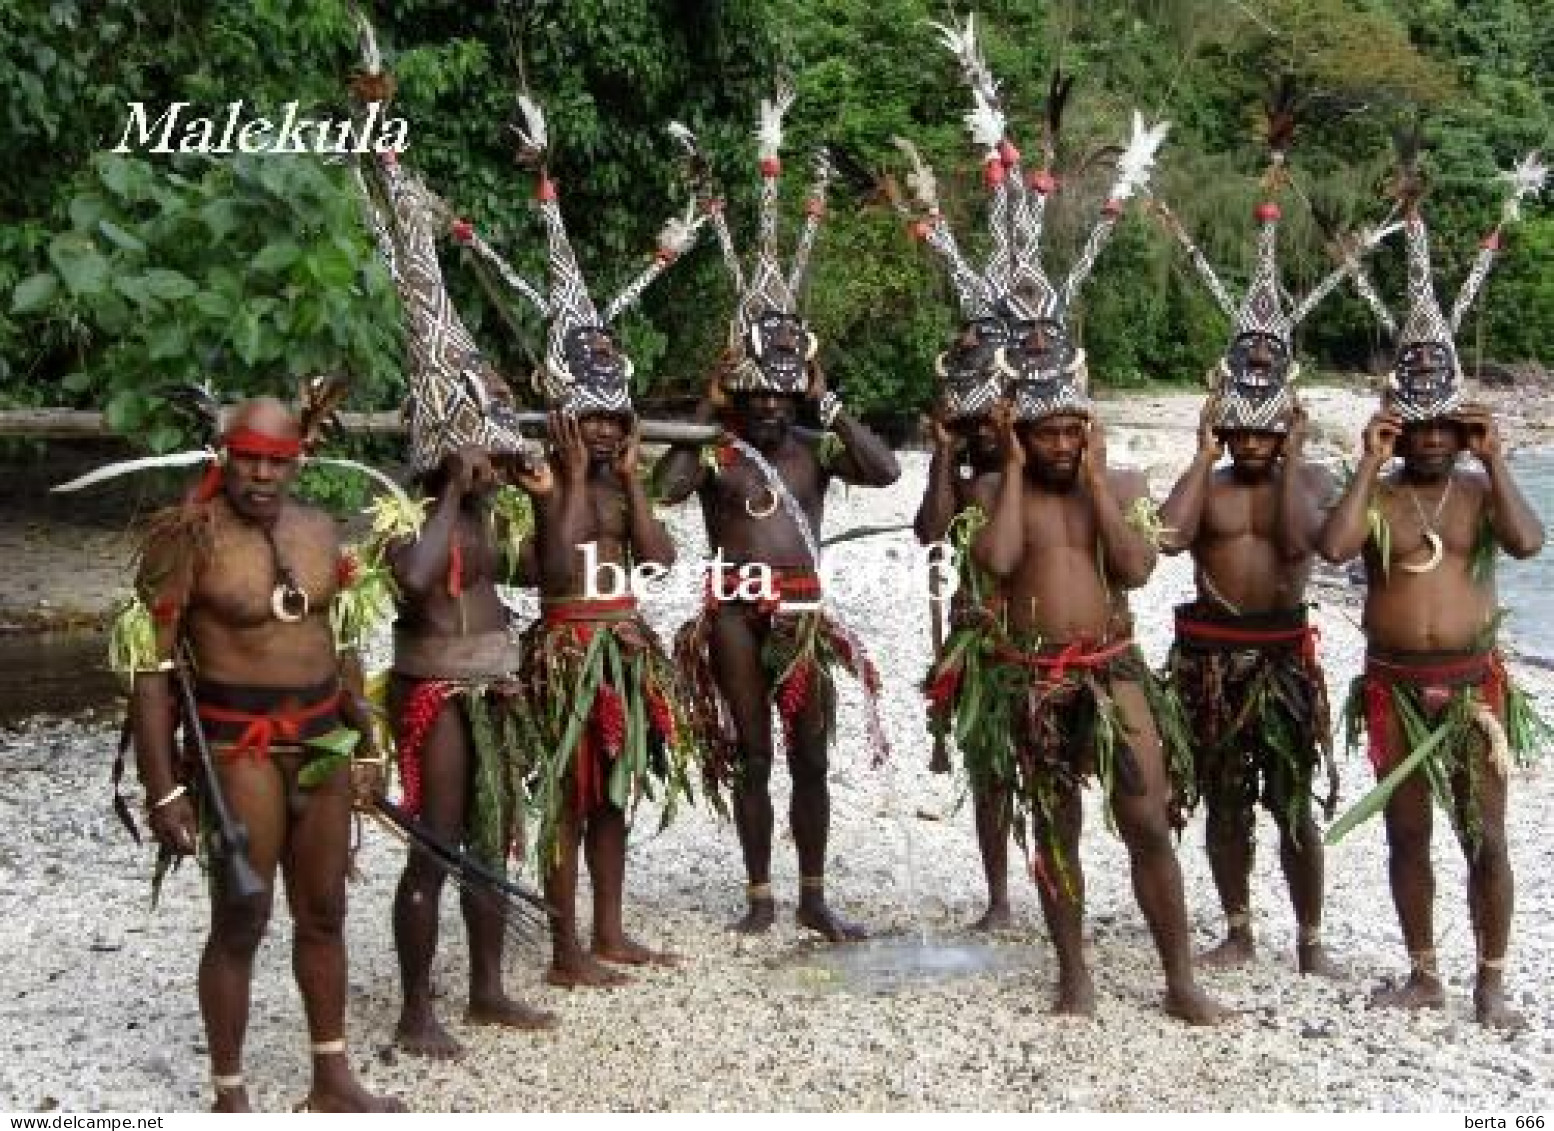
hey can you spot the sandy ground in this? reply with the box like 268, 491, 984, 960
1, 384, 1552, 1112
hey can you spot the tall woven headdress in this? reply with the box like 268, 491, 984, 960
349, 12, 540, 475
933, 13, 1169, 422
1346, 142, 1545, 422
669, 85, 834, 395
1154, 85, 1396, 433
511, 96, 705, 418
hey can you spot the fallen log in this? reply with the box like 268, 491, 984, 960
0, 408, 722, 444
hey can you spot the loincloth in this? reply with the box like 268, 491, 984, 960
1168, 603, 1335, 830
923, 603, 1020, 791
672, 566, 889, 791
1336, 644, 1549, 847
390, 645, 527, 873
993, 633, 1193, 897
193, 677, 344, 765
515, 596, 702, 865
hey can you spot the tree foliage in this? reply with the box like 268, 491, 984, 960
2, 0, 1548, 446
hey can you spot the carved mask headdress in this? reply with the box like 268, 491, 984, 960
510, 96, 704, 420
669, 85, 833, 396
891, 136, 1007, 420
932, 13, 1169, 424
1346, 136, 1545, 423
1154, 82, 1400, 434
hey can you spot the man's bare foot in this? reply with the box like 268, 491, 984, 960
1197, 933, 1256, 969
1297, 941, 1342, 978
970, 901, 1013, 932
546, 953, 631, 989
730, 898, 775, 934
298, 1081, 406, 1113
1368, 972, 1445, 1011
393, 1014, 464, 1060
593, 936, 681, 967
1163, 983, 1232, 1026
466, 994, 558, 1031
796, 900, 868, 942
211, 1086, 251, 1113
1052, 970, 1097, 1017
1474, 984, 1527, 1031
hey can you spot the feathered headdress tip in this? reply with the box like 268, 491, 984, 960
512, 94, 549, 168
757, 83, 795, 166
892, 136, 940, 214
1109, 112, 1169, 204
1389, 121, 1426, 211
297, 375, 350, 451
1046, 69, 1074, 147
1498, 151, 1546, 223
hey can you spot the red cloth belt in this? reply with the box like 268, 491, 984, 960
1361, 649, 1506, 772
996, 637, 1134, 684
1176, 615, 1319, 666
542, 595, 640, 623
197, 690, 341, 762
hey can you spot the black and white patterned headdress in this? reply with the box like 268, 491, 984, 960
669, 86, 834, 396
933, 13, 1168, 422
1347, 152, 1545, 422
349, 13, 538, 476
511, 96, 704, 418
891, 137, 1006, 420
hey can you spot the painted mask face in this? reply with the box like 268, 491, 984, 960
1004, 316, 1076, 379
750, 310, 812, 390
1392, 341, 1456, 413
940, 317, 1009, 418
564, 326, 632, 398
1224, 331, 1292, 397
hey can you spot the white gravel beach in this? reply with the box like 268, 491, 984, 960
1, 386, 1551, 1113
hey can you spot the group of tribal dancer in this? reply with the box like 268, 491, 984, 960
85, 12, 1548, 1113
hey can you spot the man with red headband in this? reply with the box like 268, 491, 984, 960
120, 397, 401, 1111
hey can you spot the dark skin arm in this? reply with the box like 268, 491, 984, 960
130, 533, 198, 854
617, 418, 676, 568
652, 370, 724, 505
536, 412, 593, 583
810, 363, 900, 487
388, 447, 493, 594
1317, 409, 1398, 564
972, 403, 1027, 579
1457, 404, 1545, 559
914, 410, 961, 544
1158, 399, 1223, 555
1274, 405, 1331, 562
1086, 422, 1157, 590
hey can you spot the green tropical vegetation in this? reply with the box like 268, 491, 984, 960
2, 0, 1548, 447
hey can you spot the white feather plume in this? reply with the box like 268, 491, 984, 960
891, 137, 939, 212
657, 200, 705, 257
51, 449, 216, 493
514, 94, 548, 154
930, 13, 997, 102
666, 121, 697, 152
1499, 151, 1546, 222
758, 83, 795, 161
353, 7, 382, 74
1109, 112, 1170, 202
965, 88, 1006, 153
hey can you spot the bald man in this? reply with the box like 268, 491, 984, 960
128, 398, 401, 1112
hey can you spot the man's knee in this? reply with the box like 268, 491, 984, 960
292, 888, 347, 942
401, 853, 449, 895
1468, 823, 1511, 870
210, 896, 273, 956
1117, 802, 1176, 858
